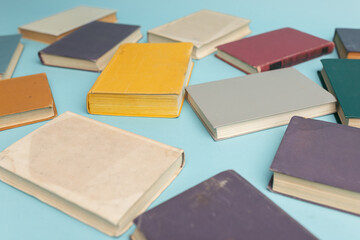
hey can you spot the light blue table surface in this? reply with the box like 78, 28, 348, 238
1, 0, 360, 239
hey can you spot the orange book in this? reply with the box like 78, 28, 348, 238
87, 42, 194, 118
0, 73, 57, 131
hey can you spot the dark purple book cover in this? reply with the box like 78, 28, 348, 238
133, 170, 316, 240
39, 21, 140, 61
270, 116, 360, 193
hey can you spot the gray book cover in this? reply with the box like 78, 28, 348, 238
0, 34, 22, 76
186, 68, 336, 140
133, 170, 316, 240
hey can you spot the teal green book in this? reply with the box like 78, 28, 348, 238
321, 59, 360, 127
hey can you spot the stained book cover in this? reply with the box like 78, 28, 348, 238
0, 112, 184, 236
39, 21, 141, 71
216, 27, 334, 73
133, 170, 316, 240
0, 73, 57, 131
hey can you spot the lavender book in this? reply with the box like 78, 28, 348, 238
132, 170, 316, 240
270, 116, 360, 215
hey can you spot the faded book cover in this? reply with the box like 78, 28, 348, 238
0, 112, 185, 236
132, 170, 316, 240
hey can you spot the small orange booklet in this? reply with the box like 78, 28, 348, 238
87, 42, 194, 118
0, 73, 57, 131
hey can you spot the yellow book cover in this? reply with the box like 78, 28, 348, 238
87, 42, 194, 117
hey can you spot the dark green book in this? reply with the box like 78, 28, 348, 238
321, 59, 360, 127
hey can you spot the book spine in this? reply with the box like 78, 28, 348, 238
259, 42, 335, 72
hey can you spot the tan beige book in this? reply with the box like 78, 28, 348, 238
147, 10, 251, 59
0, 112, 185, 236
18, 6, 117, 44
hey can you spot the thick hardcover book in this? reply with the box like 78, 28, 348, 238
320, 59, 360, 128
148, 10, 251, 59
333, 28, 360, 59
18, 6, 117, 44
132, 170, 316, 240
269, 116, 360, 215
186, 68, 336, 140
0, 112, 185, 236
87, 42, 193, 117
0, 34, 24, 80
39, 21, 142, 71
0, 73, 57, 131
216, 27, 334, 74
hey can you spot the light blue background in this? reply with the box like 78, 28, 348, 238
1, 0, 360, 239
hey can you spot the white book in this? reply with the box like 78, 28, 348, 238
0, 112, 184, 236
148, 10, 251, 59
18, 6, 117, 43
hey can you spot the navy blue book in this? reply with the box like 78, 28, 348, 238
0, 34, 23, 80
132, 170, 316, 240
334, 28, 360, 59
38, 21, 142, 71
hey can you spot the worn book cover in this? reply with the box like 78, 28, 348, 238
0, 73, 57, 131
0, 111, 185, 236
216, 27, 334, 73
333, 28, 360, 59
269, 116, 360, 215
186, 68, 336, 140
18, 6, 117, 43
39, 21, 142, 71
321, 59, 360, 127
87, 42, 193, 117
0, 34, 24, 80
148, 10, 251, 59
132, 170, 316, 240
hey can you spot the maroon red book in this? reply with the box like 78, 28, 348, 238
216, 27, 334, 74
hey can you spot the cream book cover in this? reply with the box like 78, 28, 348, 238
0, 112, 184, 236
148, 9, 251, 59
18, 6, 117, 43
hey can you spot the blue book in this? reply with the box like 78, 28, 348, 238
0, 34, 23, 80
334, 28, 360, 59
38, 21, 142, 72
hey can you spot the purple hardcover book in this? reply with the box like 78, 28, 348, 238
269, 116, 360, 215
132, 170, 316, 240
38, 21, 142, 71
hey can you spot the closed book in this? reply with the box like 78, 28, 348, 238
216, 27, 334, 74
269, 116, 360, 215
186, 68, 336, 140
39, 21, 142, 71
18, 6, 117, 44
320, 59, 360, 128
132, 170, 316, 240
87, 42, 193, 118
333, 28, 360, 59
0, 73, 57, 131
0, 34, 24, 80
0, 111, 185, 236
148, 10, 251, 59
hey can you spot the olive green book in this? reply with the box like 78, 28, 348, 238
321, 59, 360, 128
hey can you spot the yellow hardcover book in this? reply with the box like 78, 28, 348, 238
87, 42, 194, 117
